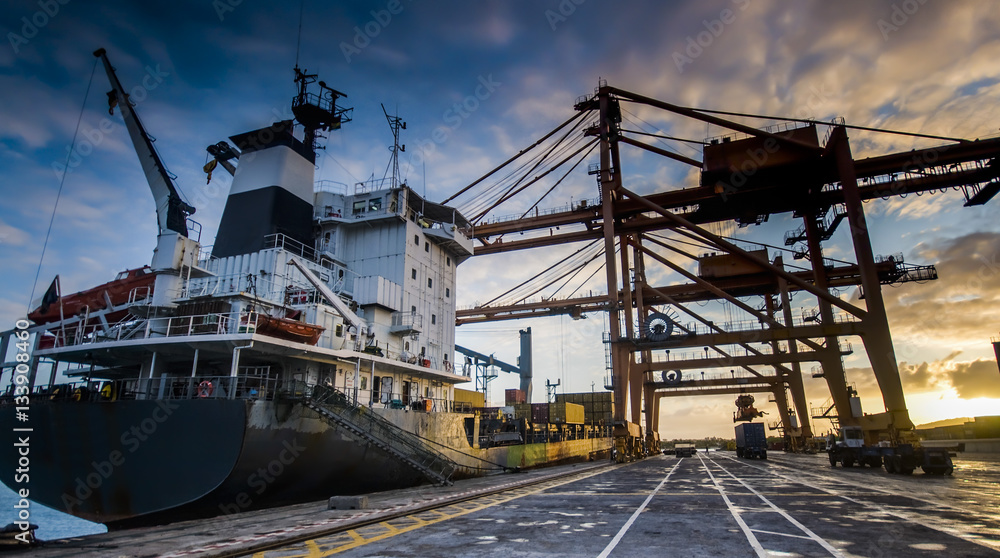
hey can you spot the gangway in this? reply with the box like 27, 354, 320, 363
304, 385, 456, 486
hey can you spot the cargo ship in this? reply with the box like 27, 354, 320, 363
0, 49, 611, 529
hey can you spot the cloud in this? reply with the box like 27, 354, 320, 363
948, 359, 1000, 399
875, 232, 1000, 353
0, 219, 31, 247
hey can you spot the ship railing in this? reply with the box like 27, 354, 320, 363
0, 375, 280, 404
121, 375, 280, 401
315, 180, 349, 196
354, 177, 395, 194
49, 312, 240, 348
185, 273, 288, 304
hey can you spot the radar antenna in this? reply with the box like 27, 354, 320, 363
291, 67, 352, 153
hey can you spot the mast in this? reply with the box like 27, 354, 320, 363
93, 48, 194, 237
291, 66, 352, 154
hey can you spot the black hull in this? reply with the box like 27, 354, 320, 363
1, 399, 428, 527
1, 399, 608, 528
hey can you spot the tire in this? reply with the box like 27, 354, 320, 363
761, 450, 767, 460
842, 456, 855, 468
829, 452, 837, 467
902, 467, 914, 475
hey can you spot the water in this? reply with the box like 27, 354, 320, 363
0, 483, 105, 541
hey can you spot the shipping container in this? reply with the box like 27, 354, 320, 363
555, 392, 614, 423
505, 389, 526, 405
454, 388, 485, 409
735, 422, 767, 459
549, 402, 584, 425
513, 403, 532, 422
530, 403, 549, 424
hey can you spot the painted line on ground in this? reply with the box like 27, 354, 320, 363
255, 466, 614, 557
697, 453, 768, 558
708, 455, 846, 557
596, 459, 682, 558
718, 454, 1000, 553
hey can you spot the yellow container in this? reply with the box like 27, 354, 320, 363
549, 402, 584, 425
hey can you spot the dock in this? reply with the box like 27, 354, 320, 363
15, 452, 1000, 557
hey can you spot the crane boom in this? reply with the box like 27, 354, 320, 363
93, 48, 194, 237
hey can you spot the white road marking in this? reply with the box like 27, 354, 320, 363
721, 454, 1000, 553
698, 454, 769, 557
709, 456, 846, 557
750, 528, 816, 540
596, 460, 681, 558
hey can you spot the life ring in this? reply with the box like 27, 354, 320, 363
197, 380, 214, 398
100, 383, 115, 401
444, 361, 453, 373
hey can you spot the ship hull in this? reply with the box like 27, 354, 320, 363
0, 399, 610, 528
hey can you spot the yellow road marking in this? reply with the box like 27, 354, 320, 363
262, 468, 610, 557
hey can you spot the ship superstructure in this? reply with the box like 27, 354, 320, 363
0, 50, 608, 528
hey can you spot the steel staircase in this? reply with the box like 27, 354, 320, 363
304, 386, 456, 486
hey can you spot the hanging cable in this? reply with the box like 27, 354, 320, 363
29, 58, 99, 310
685, 106, 970, 144
442, 109, 591, 204
518, 141, 598, 220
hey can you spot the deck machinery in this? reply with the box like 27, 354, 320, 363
450, 83, 1000, 462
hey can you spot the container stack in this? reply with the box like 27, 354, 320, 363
556, 392, 615, 424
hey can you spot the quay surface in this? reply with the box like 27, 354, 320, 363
15, 452, 1000, 557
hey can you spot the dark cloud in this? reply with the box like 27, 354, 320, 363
878, 232, 1000, 347
948, 359, 1000, 399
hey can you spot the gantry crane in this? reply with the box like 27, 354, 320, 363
448, 83, 1000, 459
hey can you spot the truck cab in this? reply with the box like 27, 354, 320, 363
839, 426, 865, 448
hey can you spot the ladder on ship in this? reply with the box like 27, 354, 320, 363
303, 386, 457, 486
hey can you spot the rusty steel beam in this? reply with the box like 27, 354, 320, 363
645, 349, 831, 371
469, 137, 1000, 250
635, 321, 866, 349
454, 261, 896, 325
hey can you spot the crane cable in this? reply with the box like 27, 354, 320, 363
29, 58, 99, 310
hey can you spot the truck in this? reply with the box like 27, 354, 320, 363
674, 443, 697, 457
827, 426, 954, 475
735, 422, 767, 459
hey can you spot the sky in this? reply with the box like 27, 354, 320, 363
2, 0, 1000, 442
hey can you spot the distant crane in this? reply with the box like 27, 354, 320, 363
455, 328, 533, 402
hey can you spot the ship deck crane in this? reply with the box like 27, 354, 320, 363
93, 48, 195, 238
93, 48, 208, 312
